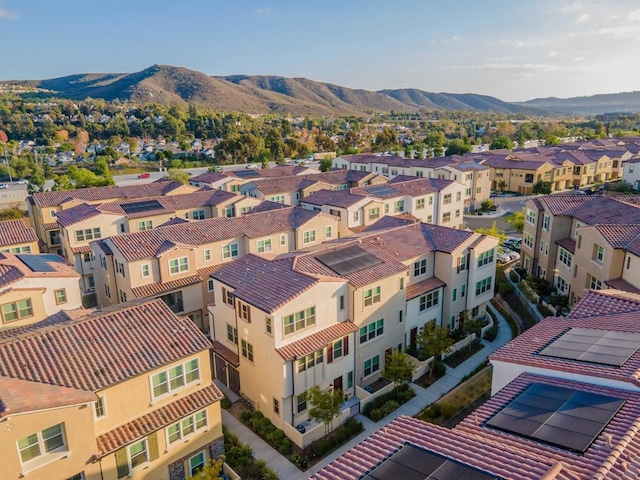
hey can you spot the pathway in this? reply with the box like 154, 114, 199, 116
220, 304, 513, 480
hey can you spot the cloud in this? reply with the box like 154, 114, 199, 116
454, 63, 560, 73
547, 51, 558, 58
577, 13, 590, 23
255, 8, 271, 15
0, 7, 17, 20
596, 24, 640, 39
629, 10, 640, 22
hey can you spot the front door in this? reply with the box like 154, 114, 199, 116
333, 375, 343, 393
410, 327, 418, 349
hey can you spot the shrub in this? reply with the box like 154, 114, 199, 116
303, 418, 363, 460
509, 270, 520, 283
362, 385, 415, 421
484, 322, 499, 342
538, 304, 555, 317
221, 396, 232, 409
278, 437, 292, 455
499, 281, 515, 296
240, 410, 292, 454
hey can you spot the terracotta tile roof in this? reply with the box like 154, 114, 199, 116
0, 263, 25, 288
353, 177, 454, 198
0, 299, 211, 391
606, 278, 640, 294
213, 254, 319, 313
538, 195, 640, 226
30, 181, 188, 208
211, 341, 240, 367
197, 262, 231, 278
0, 252, 78, 286
190, 172, 228, 184
302, 189, 367, 208
406, 277, 446, 300
364, 215, 417, 231
0, 219, 38, 247
276, 321, 357, 361
556, 237, 576, 253
71, 245, 93, 254
594, 224, 640, 248
55, 202, 109, 227
130, 275, 202, 298
96, 383, 223, 456
158, 217, 192, 228
248, 176, 330, 195
93, 239, 113, 255
314, 373, 640, 480
535, 194, 595, 216
243, 200, 291, 214
0, 309, 87, 342
0, 377, 95, 418
42, 221, 59, 230
565, 289, 640, 318
107, 206, 325, 261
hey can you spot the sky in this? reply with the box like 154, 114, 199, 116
1, 0, 640, 102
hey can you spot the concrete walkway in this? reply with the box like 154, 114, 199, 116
220, 305, 513, 480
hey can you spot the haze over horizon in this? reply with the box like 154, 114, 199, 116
1, 0, 639, 102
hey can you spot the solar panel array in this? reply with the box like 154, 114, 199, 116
486, 383, 625, 453
362, 443, 500, 480
316, 245, 383, 276
121, 200, 165, 215
233, 170, 261, 178
364, 185, 400, 198
17, 254, 65, 272
539, 327, 640, 367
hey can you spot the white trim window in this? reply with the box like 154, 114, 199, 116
128, 439, 148, 472
559, 248, 572, 267
257, 239, 272, 253
17, 423, 67, 465
526, 209, 536, 225
192, 209, 205, 220
283, 307, 316, 335
94, 395, 107, 420
150, 358, 200, 400
223, 243, 239, 259
476, 277, 492, 296
542, 215, 550, 231
141, 264, 150, 278
168, 256, 189, 275
364, 286, 381, 306
419, 291, 439, 311
188, 451, 207, 477
303, 230, 316, 244
138, 220, 153, 231
363, 355, 380, 377
166, 410, 207, 446
204, 249, 211, 262
477, 249, 494, 267
359, 319, 384, 344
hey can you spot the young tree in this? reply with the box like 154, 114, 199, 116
167, 168, 191, 185
532, 180, 552, 194
505, 208, 525, 233
192, 456, 224, 480
497, 180, 507, 193
474, 221, 507, 244
489, 136, 514, 150
416, 321, 455, 377
318, 158, 333, 172
305, 385, 343, 435
461, 309, 484, 352
445, 139, 472, 155
383, 351, 415, 397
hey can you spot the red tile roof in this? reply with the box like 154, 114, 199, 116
211, 341, 239, 367
539, 195, 640, 225
0, 219, 38, 247
565, 289, 640, 318
556, 237, 576, 253
606, 278, 640, 294
130, 274, 202, 298
276, 321, 357, 361
352, 177, 454, 198
302, 189, 368, 208
0, 263, 25, 288
0, 299, 211, 392
96, 383, 223, 455
594, 224, 640, 248
406, 276, 446, 300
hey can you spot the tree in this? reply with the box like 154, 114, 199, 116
192, 456, 224, 480
532, 180, 552, 195
167, 168, 191, 184
373, 126, 399, 152
461, 309, 484, 352
383, 351, 415, 397
52, 174, 73, 191
318, 158, 333, 172
0, 206, 25, 220
416, 321, 454, 377
305, 385, 343, 435
445, 139, 472, 155
505, 208, 525, 233
489, 136, 513, 150
474, 221, 506, 244
314, 134, 336, 152
497, 180, 507, 193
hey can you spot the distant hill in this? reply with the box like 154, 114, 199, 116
521, 91, 640, 115
0, 64, 596, 116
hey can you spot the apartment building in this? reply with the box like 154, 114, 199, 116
521, 194, 640, 304
27, 180, 197, 255
207, 220, 497, 446
622, 157, 640, 190
189, 165, 316, 192
0, 219, 39, 253
313, 289, 640, 480
90, 206, 338, 333
54, 190, 261, 299
0, 299, 225, 480
0, 252, 82, 331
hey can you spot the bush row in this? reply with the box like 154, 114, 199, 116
301, 417, 363, 462
239, 410, 292, 454
223, 427, 279, 480
362, 384, 415, 422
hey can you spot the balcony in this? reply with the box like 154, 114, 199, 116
284, 400, 352, 448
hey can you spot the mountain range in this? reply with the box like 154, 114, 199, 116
3, 64, 639, 116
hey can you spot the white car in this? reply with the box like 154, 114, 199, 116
506, 250, 521, 261
245, 164, 259, 169
15, 179, 28, 185
0, 183, 8, 189
497, 251, 512, 264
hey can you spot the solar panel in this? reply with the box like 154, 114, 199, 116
362, 443, 500, 480
364, 185, 399, 198
486, 383, 625, 453
539, 327, 640, 367
316, 245, 383, 276
16, 254, 65, 272
121, 200, 165, 215
233, 170, 261, 178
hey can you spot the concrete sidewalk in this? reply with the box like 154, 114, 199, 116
221, 304, 513, 479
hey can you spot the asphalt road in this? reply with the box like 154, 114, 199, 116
463, 195, 530, 237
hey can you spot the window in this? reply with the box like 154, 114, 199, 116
1, 299, 33, 323
192, 209, 205, 220
359, 319, 384, 344
559, 248, 572, 267
225, 207, 234, 218
574, 222, 584, 239
428, 196, 433, 206
50, 209, 57, 218
368, 207, 380, 220
524, 233, 534, 248
455, 209, 460, 218
455, 191, 461, 202
105, 284, 111, 298
94, 396, 106, 419
394, 200, 405, 213
466, 188, 472, 196
138, 220, 153, 231
297, 395, 307, 413
329, 208, 341, 218
240, 303, 251, 322
54, 289, 67, 305
589, 275, 602, 290
100, 255, 107, 270
273, 398, 280, 415
115, 260, 125, 276
128, 440, 148, 471
461, 284, 466, 298
415, 198, 425, 210
297, 350, 323, 372
227, 324, 238, 344
206, 279, 214, 292
269, 195, 285, 204
364, 286, 381, 306
400, 276, 404, 290
257, 239, 272, 253
594, 244, 605, 264
332, 339, 343, 360
427, 215, 433, 223
266, 317, 272, 334
241, 340, 254, 361
240, 206, 252, 214
419, 291, 439, 311
189, 452, 206, 477
18, 423, 66, 464
223, 288, 234, 306
168, 256, 189, 274
223, 243, 239, 259
556, 276, 567, 293
526, 209, 536, 225
150, 358, 199, 400
82, 252, 94, 263
204, 249, 211, 262
75, 227, 101, 242
325, 226, 332, 239
119, 289, 127, 303
475, 277, 492, 296
627, 256, 631, 270
457, 254, 467, 273
542, 215, 550, 231
443, 194, 452, 205
442, 212, 451, 223
283, 307, 316, 335
279, 234, 286, 246
477, 248, 494, 267
452, 288, 457, 302
141, 264, 150, 278
303, 230, 316, 244
363, 355, 380, 377
353, 210, 360, 221
385, 204, 389, 214
87, 274, 95, 292
167, 410, 207, 445
414, 259, 427, 277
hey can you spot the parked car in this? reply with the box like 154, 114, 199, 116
14, 179, 28, 185
505, 250, 521, 261
497, 250, 512, 264
0, 183, 8, 189
245, 164, 259, 169
503, 237, 522, 252
137, 173, 151, 179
